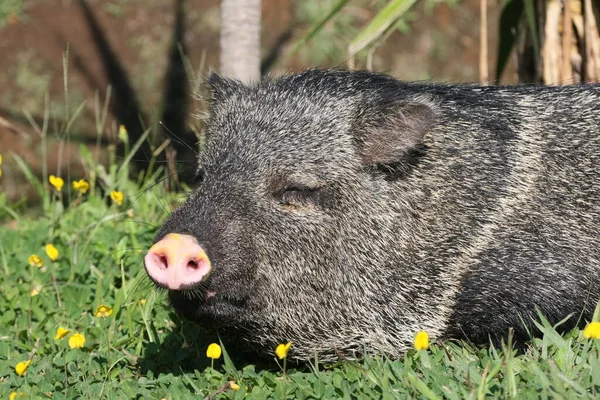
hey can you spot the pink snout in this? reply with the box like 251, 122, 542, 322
144, 233, 212, 290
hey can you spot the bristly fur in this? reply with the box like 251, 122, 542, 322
151, 69, 600, 361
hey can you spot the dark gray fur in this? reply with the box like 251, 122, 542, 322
151, 69, 600, 361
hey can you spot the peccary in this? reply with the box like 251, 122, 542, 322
144, 69, 600, 361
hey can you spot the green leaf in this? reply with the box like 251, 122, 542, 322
523, 0, 539, 59
495, 0, 524, 81
348, 0, 418, 57
406, 372, 441, 400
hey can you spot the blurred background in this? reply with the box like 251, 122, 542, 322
0, 0, 598, 208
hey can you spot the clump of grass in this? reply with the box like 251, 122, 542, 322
2, 126, 600, 399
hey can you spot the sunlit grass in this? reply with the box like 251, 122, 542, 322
1, 64, 600, 399
1, 130, 600, 400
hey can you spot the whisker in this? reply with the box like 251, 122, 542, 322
160, 120, 201, 156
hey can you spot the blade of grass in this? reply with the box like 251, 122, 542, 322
495, 0, 524, 81
348, 0, 417, 57
0, 204, 19, 221
592, 300, 600, 322
219, 336, 239, 381
11, 153, 49, 212
523, 0, 540, 67
117, 127, 152, 179
504, 330, 518, 398
406, 372, 441, 400
289, 0, 349, 56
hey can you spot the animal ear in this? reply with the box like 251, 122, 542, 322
204, 71, 242, 105
355, 99, 436, 167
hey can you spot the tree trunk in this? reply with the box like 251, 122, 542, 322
220, 0, 261, 83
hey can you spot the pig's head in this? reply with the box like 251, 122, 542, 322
144, 69, 437, 360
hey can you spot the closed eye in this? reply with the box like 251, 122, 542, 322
279, 185, 322, 207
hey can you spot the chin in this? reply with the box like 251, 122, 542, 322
168, 287, 253, 330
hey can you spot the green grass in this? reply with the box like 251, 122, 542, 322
2, 85, 600, 398
2, 148, 600, 399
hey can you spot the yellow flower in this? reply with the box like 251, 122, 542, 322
69, 333, 86, 349
95, 305, 113, 317
140, 299, 147, 305
414, 331, 429, 351
110, 190, 124, 206
72, 179, 90, 194
206, 343, 222, 359
275, 342, 291, 359
229, 381, 240, 391
28, 254, 44, 267
15, 360, 31, 376
30, 287, 41, 297
49, 175, 64, 192
9, 392, 25, 400
118, 124, 129, 142
45, 244, 59, 261
584, 322, 600, 339
55, 327, 71, 340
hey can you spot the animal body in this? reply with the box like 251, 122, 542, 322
144, 69, 600, 361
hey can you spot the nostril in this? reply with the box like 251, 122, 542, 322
187, 259, 198, 269
159, 255, 168, 270
148, 252, 169, 271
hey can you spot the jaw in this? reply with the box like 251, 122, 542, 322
167, 288, 255, 329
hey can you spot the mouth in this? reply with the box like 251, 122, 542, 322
166, 284, 249, 325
